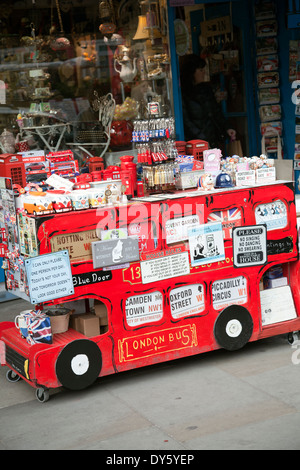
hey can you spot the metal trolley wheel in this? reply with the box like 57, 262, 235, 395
35, 387, 50, 403
214, 305, 254, 351
55, 339, 102, 391
6, 369, 21, 383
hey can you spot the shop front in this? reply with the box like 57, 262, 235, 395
169, 0, 300, 162
0, 1, 299, 161
2, 0, 300, 402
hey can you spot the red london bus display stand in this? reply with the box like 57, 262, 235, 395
1, 179, 300, 402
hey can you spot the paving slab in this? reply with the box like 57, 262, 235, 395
1, 297, 300, 450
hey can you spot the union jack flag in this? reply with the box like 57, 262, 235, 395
207, 208, 242, 239
26, 310, 52, 345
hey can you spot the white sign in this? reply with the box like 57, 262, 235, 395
255, 200, 287, 231
166, 215, 200, 244
125, 291, 163, 326
236, 170, 256, 187
25, 251, 74, 304
46, 173, 74, 191
260, 286, 297, 326
170, 284, 205, 319
233, 225, 267, 267
256, 167, 276, 184
212, 276, 248, 310
188, 222, 225, 267
141, 252, 190, 284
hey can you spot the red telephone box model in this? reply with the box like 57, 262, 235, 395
1, 181, 300, 402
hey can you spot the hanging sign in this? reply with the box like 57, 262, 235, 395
25, 251, 74, 304
201, 16, 232, 40
174, 19, 189, 56
92, 236, 140, 269
232, 225, 267, 268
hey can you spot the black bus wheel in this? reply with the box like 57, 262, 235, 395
214, 305, 253, 351
55, 340, 102, 391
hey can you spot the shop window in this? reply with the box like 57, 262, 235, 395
125, 291, 163, 327
212, 275, 248, 311
207, 207, 242, 240
0, 0, 172, 167
255, 200, 287, 231
169, 284, 205, 319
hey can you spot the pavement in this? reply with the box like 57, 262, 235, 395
1, 293, 300, 451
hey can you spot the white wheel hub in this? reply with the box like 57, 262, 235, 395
71, 354, 89, 376
226, 319, 242, 338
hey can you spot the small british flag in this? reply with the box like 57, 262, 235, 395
208, 208, 242, 239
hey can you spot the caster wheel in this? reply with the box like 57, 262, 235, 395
6, 369, 21, 383
35, 387, 50, 403
287, 331, 299, 345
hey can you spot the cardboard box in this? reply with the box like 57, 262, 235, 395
21, 150, 45, 162
78, 314, 100, 337
264, 276, 288, 289
69, 313, 86, 331
94, 301, 108, 326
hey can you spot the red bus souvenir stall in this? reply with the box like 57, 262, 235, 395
0, 169, 300, 402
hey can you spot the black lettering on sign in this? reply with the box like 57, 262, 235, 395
267, 237, 293, 255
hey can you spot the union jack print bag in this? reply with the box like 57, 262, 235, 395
26, 309, 52, 345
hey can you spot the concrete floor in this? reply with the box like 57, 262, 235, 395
1, 295, 300, 451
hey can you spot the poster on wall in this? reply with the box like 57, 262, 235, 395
232, 225, 267, 268
188, 222, 225, 267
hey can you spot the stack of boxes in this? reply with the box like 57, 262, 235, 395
69, 300, 108, 337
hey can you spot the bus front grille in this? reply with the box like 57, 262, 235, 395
5, 345, 27, 378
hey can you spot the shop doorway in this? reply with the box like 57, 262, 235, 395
171, 1, 258, 156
